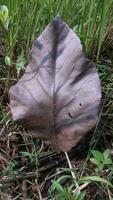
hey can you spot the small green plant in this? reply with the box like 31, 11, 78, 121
90, 149, 112, 171
5, 160, 18, 176
4, 52, 26, 77
5, 56, 11, 66
49, 178, 86, 200
20, 150, 38, 166
20, 150, 52, 166
49, 170, 113, 200
0, 4, 9, 30
80, 175, 113, 187
15, 51, 26, 77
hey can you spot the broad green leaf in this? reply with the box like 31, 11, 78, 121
5, 56, 11, 66
54, 175, 72, 184
0, 5, 9, 29
104, 158, 112, 165
91, 150, 103, 162
0, 5, 8, 22
103, 149, 110, 159
98, 163, 104, 170
51, 180, 64, 193
80, 176, 113, 188
103, 149, 112, 165
90, 158, 101, 166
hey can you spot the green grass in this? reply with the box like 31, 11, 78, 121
0, 0, 113, 199
0, 0, 113, 59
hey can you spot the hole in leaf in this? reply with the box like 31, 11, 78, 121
68, 112, 73, 119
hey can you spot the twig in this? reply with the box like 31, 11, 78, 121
108, 189, 112, 200
0, 160, 63, 184
65, 152, 89, 194
22, 180, 28, 199
73, 182, 89, 193
0, 172, 38, 184
35, 179, 43, 200
0, 148, 85, 184
79, 182, 89, 190
64, 152, 80, 195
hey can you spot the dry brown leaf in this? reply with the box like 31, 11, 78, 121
9, 17, 101, 151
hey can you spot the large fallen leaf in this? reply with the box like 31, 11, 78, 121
9, 17, 101, 152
